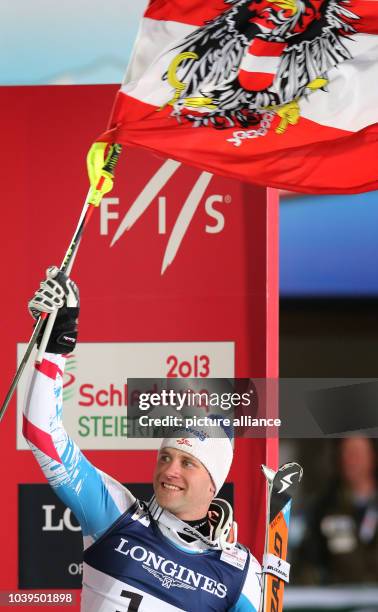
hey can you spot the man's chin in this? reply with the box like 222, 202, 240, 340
155, 492, 182, 514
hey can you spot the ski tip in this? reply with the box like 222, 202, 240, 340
274, 463, 304, 495
261, 464, 276, 483
278, 462, 304, 484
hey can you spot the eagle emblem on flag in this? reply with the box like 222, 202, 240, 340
96, 0, 378, 193
161, 0, 359, 131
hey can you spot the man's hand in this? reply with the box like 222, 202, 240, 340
28, 267, 80, 354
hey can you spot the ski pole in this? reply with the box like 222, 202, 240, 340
0, 143, 122, 424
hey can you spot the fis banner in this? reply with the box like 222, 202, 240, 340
0, 85, 277, 600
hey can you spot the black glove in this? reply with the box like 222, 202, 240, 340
29, 266, 80, 354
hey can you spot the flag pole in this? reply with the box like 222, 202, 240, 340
0, 143, 122, 424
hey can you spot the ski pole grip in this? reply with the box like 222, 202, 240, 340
36, 309, 58, 363
103, 143, 122, 176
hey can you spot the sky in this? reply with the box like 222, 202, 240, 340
0, 0, 147, 85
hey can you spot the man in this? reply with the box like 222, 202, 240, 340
23, 267, 261, 611
294, 437, 378, 585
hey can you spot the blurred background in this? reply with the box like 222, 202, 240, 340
2, 1, 377, 610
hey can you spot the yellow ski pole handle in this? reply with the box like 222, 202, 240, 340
87, 143, 122, 206
0, 144, 122, 422
37, 143, 122, 361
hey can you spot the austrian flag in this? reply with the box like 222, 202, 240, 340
99, 0, 378, 194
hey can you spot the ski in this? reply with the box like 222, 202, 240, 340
259, 462, 303, 612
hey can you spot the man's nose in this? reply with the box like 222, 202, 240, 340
163, 459, 181, 479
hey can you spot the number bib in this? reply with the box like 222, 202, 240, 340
82, 501, 249, 611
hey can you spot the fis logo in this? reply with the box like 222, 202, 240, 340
100, 160, 231, 274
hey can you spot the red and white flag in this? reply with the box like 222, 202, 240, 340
98, 0, 378, 194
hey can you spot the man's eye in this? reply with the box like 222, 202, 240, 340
183, 460, 194, 467
160, 455, 170, 462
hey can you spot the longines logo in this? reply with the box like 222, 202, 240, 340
42, 504, 81, 532
115, 537, 227, 598
144, 566, 195, 591
100, 159, 231, 274
19, 484, 83, 589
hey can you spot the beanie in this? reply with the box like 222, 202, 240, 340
160, 422, 233, 494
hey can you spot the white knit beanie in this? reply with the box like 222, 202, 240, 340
160, 423, 233, 494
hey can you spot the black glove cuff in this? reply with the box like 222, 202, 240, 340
37, 307, 79, 354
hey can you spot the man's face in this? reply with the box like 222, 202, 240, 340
340, 437, 375, 486
153, 447, 215, 521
